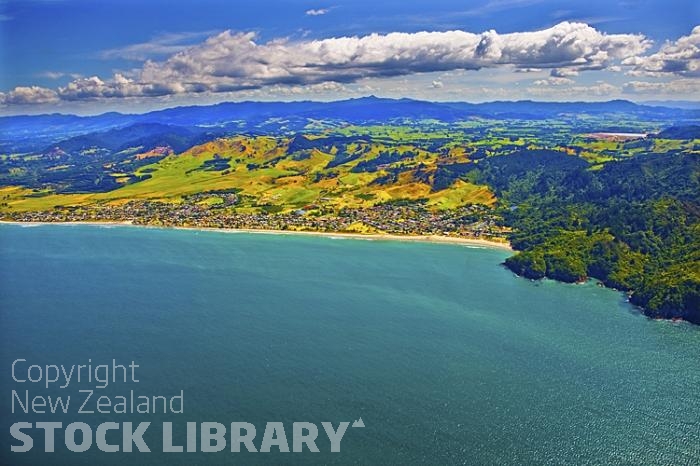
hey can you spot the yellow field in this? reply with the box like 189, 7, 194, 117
0, 135, 496, 213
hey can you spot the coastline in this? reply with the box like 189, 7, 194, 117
7, 219, 698, 325
0, 220, 513, 251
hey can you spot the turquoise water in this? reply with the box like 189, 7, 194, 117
0, 224, 699, 465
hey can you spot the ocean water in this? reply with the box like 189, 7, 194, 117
0, 224, 698, 465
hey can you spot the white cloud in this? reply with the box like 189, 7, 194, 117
533, 77, 575, 86
622, 79, 700, 95
550, 68, 579, 77
57, 74, 186, 100
0, 86, 59, 105
99, 31, 218, 61
37, 71, 83, 80
39, 71, 68, 80
431, 79, 444, 88
265, 81, 347, 95
0, 21, 663, 106
624, 25, 700, 77
305, 8, 329, 16
527, 81, 618, 97
129, 22, 649, 95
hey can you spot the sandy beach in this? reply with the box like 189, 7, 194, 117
0, 220, 513, 250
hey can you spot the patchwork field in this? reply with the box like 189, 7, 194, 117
0, 131, 503, 213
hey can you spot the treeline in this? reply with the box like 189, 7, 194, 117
467, 150, 700, 323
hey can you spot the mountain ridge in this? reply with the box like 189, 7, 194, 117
2, 97, 694, 121
3, 97, 699, 153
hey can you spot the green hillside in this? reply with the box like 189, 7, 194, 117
1, 120, 698, 323
0, 130, 499, 213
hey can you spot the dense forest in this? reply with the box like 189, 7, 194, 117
467, 150, 700, 323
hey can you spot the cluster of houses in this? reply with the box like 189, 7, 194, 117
6, 200, 508, 240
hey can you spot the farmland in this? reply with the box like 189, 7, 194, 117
1, 98, 698, 323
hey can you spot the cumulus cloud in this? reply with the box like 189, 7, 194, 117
624, 25, 700, 77
306, 8, 330, 16
56, 74, 191, 100
132, 22, 648, 94
550, 68, 579, 77
0, 86, 59, 105
533, 77, 575, 86
0, 21, 658, 105
622, 78, 700, 95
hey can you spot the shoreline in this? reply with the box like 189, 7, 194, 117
7, 220, 699, 325
0, 220, 513, 250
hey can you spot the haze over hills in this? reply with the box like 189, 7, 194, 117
3, 97, 700, 153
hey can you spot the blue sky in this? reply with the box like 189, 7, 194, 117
1, 0, 699, 114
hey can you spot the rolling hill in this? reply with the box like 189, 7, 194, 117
3, 97, 700, 153
0, 99, 698, 323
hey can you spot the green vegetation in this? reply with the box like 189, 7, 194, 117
1, 114, 698, 323
0, 130, 499, 212
469, 150, 699, 323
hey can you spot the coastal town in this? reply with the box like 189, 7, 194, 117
2, 200, 509, 241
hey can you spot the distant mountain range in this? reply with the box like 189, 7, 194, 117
2, 97, 700, 153
639, 100, 700, 109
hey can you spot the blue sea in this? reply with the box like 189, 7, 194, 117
1, 224, 699, 465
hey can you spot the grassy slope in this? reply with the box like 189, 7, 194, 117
0, 134, 495, 212
4, 121, 695, 214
